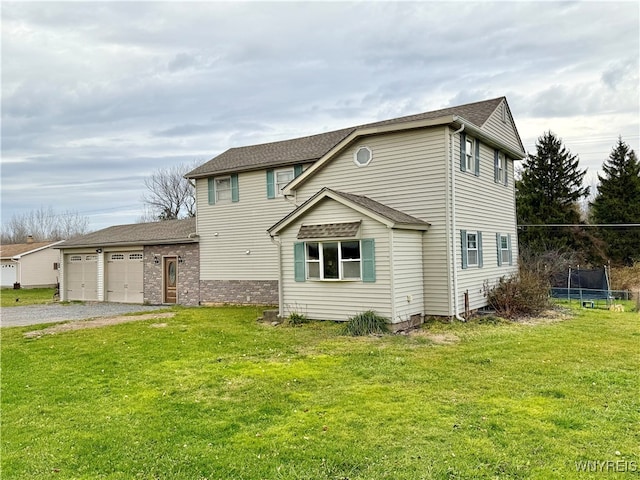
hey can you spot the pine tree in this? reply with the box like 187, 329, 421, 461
516, 131, 590, 253
590, 138, 640, 265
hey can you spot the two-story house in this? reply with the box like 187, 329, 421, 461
186, 96, 525, 325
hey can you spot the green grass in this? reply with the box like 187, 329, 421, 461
0, 287, 57, 307
1, 303, 638, 479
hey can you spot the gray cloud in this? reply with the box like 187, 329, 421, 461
2, 1, 638, 231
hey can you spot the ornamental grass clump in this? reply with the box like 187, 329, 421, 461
286, 311, 309, 326
342, 310, 389, 336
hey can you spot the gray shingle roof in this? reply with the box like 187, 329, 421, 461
57, 217, 197, 248
187, 97, 506, 178
327, 190, 430, 227
297, 221, 362, 240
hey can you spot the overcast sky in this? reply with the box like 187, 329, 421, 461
2, 1, 639, 232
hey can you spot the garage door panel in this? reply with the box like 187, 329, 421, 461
65, 254, 97, 301
106, 252, 143, 303
1, 263, 17, 287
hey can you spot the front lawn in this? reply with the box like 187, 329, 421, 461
1, 304, 638, 479
0, 287, 56, 308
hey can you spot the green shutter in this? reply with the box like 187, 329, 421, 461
231, 174, 239, 202
477, 231, 483, 268
494, 150, 500, 183
507, 233, 513, 265
266, 170, 275, 199
496, 232, 502, 266
294, 164, 303, 177
460, 132, 467, 172
208, 177, 215, 205
474, 140, 480, 177
294, 243, 305, 282
361, 239, 376, 283
460, 230, 468, 269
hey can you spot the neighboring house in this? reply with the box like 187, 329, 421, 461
187, 96, 525, 324
56, 218, 199, 305
0, 237, 64, 288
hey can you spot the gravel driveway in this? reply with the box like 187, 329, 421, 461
0, 303, 167, 327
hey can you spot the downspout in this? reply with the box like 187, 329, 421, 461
449, 123, 466, 321
269, 234, 284, 318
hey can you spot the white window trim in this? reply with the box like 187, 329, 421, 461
466, 232, 479, 267
274, 167, 294, 197
305, 240, 362, 281
215, 176, 232, 203
353, 146, 373, 167
465, 138, 475, 172
499, 234, 509, 265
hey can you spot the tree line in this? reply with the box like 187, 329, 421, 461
517, 132, 640, 267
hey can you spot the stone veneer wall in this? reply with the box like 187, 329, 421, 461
143, 243, 200, 306
199, 280, 278, 305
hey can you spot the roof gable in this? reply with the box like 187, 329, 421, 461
268, 188, 430, 235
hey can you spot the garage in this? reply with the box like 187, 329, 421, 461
65, 254, 98, 301
1, 262, 17, 287
106, 252, 144, 303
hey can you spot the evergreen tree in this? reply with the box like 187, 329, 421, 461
516, 131, 590, 253
590, 138, 640, 265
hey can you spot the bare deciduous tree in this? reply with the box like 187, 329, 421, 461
141, 163, 197, 221
1, 207, 90, 244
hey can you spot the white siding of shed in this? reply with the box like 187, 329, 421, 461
279, 198, 393, 322
16, 247, 60, 287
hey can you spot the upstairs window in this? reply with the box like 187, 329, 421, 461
494, 150, 508, 185
275, 168, 295, 196
208, 174, 239, 205
267, 165, 303, 199
353, 146, 373, 167
460, 133, 480, 176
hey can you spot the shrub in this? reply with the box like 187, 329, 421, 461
484, 269, 550, 319
286, 312, 309, 326
342, 310, 389, 336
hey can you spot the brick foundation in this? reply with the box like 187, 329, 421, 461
200, 279, 278, 305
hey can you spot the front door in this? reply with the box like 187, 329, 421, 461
163, 257, 177, 304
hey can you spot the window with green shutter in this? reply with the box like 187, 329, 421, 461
461, 230, 483, 268
209, 174, 239, 204
295, 239, 374, 281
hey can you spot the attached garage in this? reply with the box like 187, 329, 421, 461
56, 218, 199, 306
65, 254, 98, 301
105, 252, 144, 303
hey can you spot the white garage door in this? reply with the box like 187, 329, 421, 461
65, 254, 98, 301
106, 252, 143, 303
1, 262, 17, 287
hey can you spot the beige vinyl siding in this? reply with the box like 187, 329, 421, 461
481, 100, 523, 153
295, 127, 451, 316
454, 135, 519, 312
196, 170, 299, 281
279, 198, 392, 321
391, 229, 425, 322
16, 248, 61, 287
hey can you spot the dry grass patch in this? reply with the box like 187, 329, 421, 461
23, 312, 175, 338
